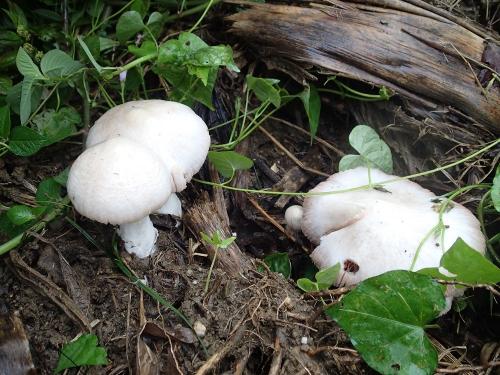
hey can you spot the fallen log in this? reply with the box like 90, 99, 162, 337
228, 0, 499, 133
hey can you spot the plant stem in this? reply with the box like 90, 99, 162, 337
189, 0, 216, 32
164, 0, 221, 23
86, 0, 136, 36
204, 246, 219, 293
108, 53, 158, 78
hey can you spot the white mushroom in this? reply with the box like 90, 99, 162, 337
67, 137, 173, 258
284, 205, 303, 231
86, 100, 210, 193
296, 167, 486, 311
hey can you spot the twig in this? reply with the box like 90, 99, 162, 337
258, 126, 329, 177
195, 325, 246, 375
436, 361, 500, 373
436, 280, 500, 297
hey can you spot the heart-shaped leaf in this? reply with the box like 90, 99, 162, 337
327, 270, 445, 375
339, 125, 393, 173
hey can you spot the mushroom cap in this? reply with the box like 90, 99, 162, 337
301, 167, 435, 243
284, 205, 303, 231
86, 100, 210, 192
310, 197, 486, 286
67, 137, 172, 225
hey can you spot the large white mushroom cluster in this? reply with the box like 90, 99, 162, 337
285, 167, 486, 311
67, 100, 210, 258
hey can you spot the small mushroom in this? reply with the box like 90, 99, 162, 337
284, 205, 303, 231
86, 100, 210, 193
67, 138, 173, 258
293, 167, 486, 310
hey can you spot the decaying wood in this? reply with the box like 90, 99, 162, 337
228, 0, 500, 132
185, 194, 250, 275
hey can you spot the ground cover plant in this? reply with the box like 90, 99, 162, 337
0, 0, 499, 374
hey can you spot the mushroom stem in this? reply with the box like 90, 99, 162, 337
118, 216, 158, 258
156, 193, 182, 218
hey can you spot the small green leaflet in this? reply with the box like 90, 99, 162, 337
40, 49, 83, 78
298, 85, 321, 141
54, 334, 108, 373
492, 165, 500, 212
327, 270, 445, 375
339, 125, 393, 174
146, 12, 165, 38
54, 168, 70, 186
6, 205, 39, 225
419, 238, 500, 285
261, 252, 291, 278
208, 151, 253, 179
36, 178, 62, 207
200, 231, 236, 249
0, 105, 11, 139
20, 78, 34, 124
297, 263, 340, 292
116, 11, 145, 43
246, 75, 281, 108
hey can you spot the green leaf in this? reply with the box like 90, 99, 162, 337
327, 270, 445, 375
8, 126, 46, 156
20, 78, 34, 124
419, 238, 500, 285
128, 40, 157, 57
6, 205, 37, 225
77, 36, 103, 73
4, 2, 28, 28
36, 178, 62, 207
54, 168, 70, 186
146, 11, 165, 38
154, 33, 238, 108
54, 334, 108, 373
246, 75, 281, 107
16, 48, 43, 79
40, 49, 83, 78
492, 165, 500, 212
208, 151, 253, 179
296, 278, 319, 292
262, 252, 291, 278
99, 37, 119, 52
6, 81, 42, 117
315, 263, 340, 290
131, 0, 150, 17
32, 107, 80, 145
0, 76, 13, 95
0, 105, 11, 139
218, 236, 236, 249
339, 125, 393, 173
116, 11, 145, 43
298, 85, 321, 140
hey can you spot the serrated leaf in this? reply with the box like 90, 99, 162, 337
298, 85, 321, 141
492, 165, 500, 212
32, 107, 80, 145
36, 178, 62, 207
262, 252, 291, 278
8, 126, 46, 156
315, 263, 340, 290
16, 48, 43, 78
116, 11, 145, 43
339, 125, 393, 173
6, 205, 37, 225
327, 270, 445, 375
0, 105, 11, 139
296, 278, 319, 292
246, 75, 281, 107
54, 334, 108, 373
419, 238, 500, 285
208, 151, 253, 179
40, 49, 83, 78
